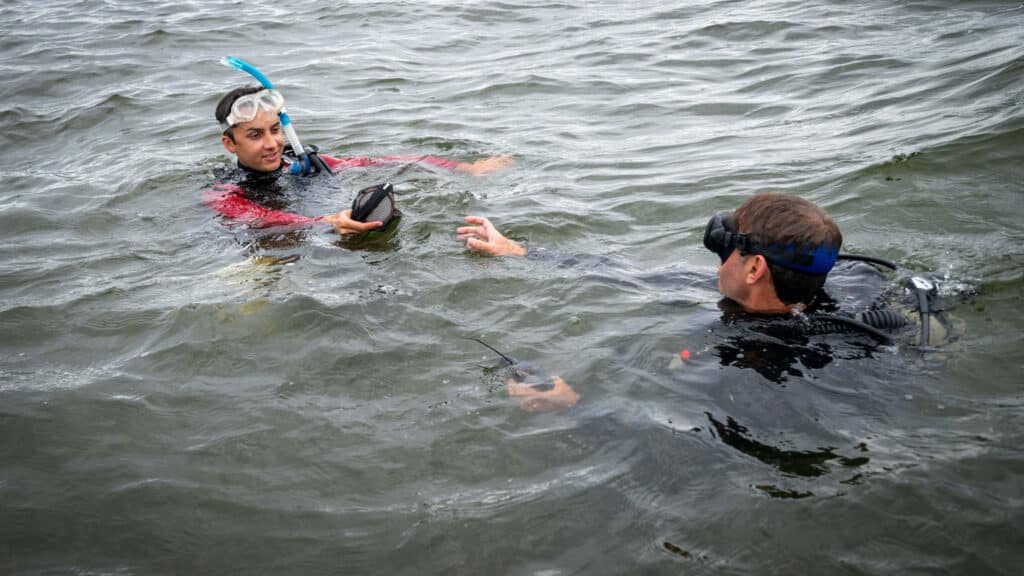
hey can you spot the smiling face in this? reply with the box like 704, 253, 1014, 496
221, 109, 284, 172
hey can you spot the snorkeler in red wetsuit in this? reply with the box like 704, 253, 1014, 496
207, 86, 512, 234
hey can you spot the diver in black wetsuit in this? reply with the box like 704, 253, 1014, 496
456, 192, 954, 409
457, 193, 845, 409
460, 193, 960, 499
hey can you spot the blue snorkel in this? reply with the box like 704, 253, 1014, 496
221, 56, 331, 176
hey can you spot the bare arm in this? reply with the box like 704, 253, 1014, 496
455, 155, 515, 175
321, 153, 514, 175
322, 210, 385, 235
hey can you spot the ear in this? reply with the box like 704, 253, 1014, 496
744, 254, 771, 285
221, 133, 236, 154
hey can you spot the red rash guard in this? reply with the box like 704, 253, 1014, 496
203, 153, 460, 228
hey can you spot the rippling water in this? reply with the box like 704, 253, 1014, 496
2, 1, 1023, 574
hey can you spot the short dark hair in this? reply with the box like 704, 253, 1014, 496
215, 85, 262, 141
734, 193, 843, 306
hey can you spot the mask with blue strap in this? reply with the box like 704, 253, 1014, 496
702, 210, 953, 349
702, 210, 839, 275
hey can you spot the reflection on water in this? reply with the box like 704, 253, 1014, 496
715, 330, 841, 384
706, 412, 868, 481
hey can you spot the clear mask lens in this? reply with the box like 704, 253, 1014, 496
224, 89, 284, 128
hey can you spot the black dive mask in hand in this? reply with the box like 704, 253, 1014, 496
351, 182, 401, 228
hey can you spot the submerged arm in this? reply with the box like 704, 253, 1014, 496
203, 184, 320, 227
203, 184, 382, 234
508, 376, 580, 412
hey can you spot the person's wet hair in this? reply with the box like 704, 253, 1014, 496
215, 85, 263, 141
734, 193, 843, 306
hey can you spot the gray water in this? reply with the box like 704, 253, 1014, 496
2, 1, 1023, 574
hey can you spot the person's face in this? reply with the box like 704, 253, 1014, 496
221, 109, 284, 172
717, 248, 751, 305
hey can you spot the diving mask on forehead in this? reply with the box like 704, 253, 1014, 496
220, 89, 285, 132
702, 211, 839, 275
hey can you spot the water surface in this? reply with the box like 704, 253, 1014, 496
1, 1, 1023, 574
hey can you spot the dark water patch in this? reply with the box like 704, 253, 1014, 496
937, 42, 1020, 72
820, 55, 915, 79
690, 19, 803, 42
448, 76, 578, 99
744, 103, 794, 118
0, 205, 62, 237
685, 100, 762, 117
707, 413, 869, 479
455, 3, 551, 24
660, 56, 756, 73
